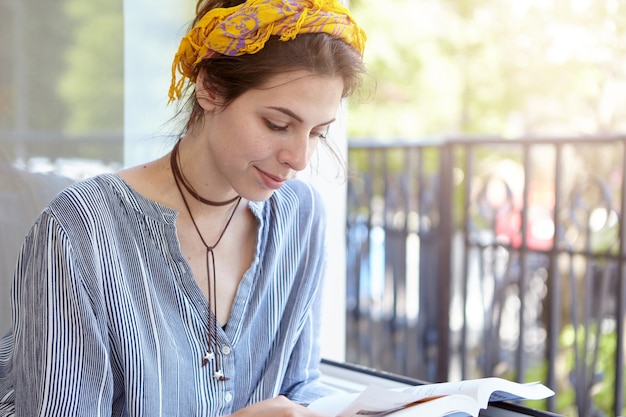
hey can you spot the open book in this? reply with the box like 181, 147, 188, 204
308, 377, 555, 417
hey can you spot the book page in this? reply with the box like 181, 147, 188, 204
309, 392, 359, 416
400, 378, 555, 408
308, 385, 481, 417
308, 378, 554, 417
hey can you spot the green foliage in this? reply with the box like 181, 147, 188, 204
1, 0, 123, 139
58, 0, 123, 134
517, 323, 623, 416
0, 0, 74, 131
516, 359, 551, 412
348, 0, 626, 140
556, 323, 622, 416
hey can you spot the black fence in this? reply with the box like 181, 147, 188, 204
345, 136, 626, 417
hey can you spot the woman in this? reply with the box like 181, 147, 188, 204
0, 0, 366, 415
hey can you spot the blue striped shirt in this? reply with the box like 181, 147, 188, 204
0, 174, 334, 416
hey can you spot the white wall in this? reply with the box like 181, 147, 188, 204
123, 0, 190, 164
300, 116, 348, 362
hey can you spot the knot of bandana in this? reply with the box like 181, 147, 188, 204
168, 0, 366, 103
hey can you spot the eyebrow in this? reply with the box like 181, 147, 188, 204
268, 106, 336, 126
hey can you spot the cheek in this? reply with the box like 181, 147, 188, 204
234, 134, 275, 161
218, 122, 257, 155
242, 129, 277, 156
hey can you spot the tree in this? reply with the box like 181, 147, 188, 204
58, 0, 123, 134
0, 0, 73, 132
347, 0, 626, 140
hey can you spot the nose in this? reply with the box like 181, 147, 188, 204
278, 134, 313, 172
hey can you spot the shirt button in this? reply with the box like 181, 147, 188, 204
225, 392, 233, 403
221, 345, 232, 355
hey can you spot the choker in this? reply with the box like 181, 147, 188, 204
170, 140, 241, 381
170, 140, 240, 206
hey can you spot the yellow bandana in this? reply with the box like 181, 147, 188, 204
169, 0, 366, 102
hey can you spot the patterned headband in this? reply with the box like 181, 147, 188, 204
168, 0, 367, 102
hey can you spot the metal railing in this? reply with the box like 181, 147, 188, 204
345, 135, 626, 417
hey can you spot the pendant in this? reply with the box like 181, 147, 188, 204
202, 351, 215, 366
213, 369, 229, 381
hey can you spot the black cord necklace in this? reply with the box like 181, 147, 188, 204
170, 140, 241, 381
170, 141, 240, 207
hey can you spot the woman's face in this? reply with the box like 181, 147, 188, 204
200, 70, 344, 202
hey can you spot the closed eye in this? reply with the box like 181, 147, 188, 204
312, 127, 330, 140
264, 116, 330, 140
265, 119, 288, 132
265, 106, 335, 138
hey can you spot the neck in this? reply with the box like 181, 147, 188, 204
170, 140, 239, 207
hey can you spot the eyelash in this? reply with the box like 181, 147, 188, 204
266, 120, 288, 132
315, 130, 328, 140
265, 120, 327, 140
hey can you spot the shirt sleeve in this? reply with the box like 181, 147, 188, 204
8, 210, 113, 416
279, 285, 344, 405
277, 183, 343, 405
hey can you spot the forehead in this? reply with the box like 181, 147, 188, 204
242, 70, 344, 119
258, 70, 343, 91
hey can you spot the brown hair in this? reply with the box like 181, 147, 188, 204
178, 0, 367, 132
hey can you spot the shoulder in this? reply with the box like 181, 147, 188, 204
264, 179, 327, 233
46, 173, 173, 230
48, 174, 125, 213
265, 179, 325, 221
16, 175, 126, 260
35, 174, 121, 233
50, 173, 171, 218
272, 179, 323, 208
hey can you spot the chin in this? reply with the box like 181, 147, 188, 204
244, 189, 277, 203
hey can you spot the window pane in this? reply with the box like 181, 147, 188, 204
0, 0, 124, 333
1, 0, 124, 168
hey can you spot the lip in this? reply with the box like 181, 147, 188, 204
256, 168, 288, 190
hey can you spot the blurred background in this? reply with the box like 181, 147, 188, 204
349, 0, 626, 138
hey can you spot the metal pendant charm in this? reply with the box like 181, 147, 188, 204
213, 369, 229, 381
202, 351, 215, 366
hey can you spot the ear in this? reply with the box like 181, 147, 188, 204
195, 69, 220, 112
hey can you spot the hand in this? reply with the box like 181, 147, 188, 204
228, 395, 330, 417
